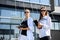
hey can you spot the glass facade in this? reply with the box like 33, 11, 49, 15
51, 22, 55, 29
30, 0, 40, 4
0, 24, 10, 29
0, 24, 10, 40
11, 25, 19, 38
15, 0, 50, 5
0, 7, 23, 40
58, 0, 60, 6
0, 6, 60, 40
51, 22, 60, 30
54, 0, 60, 6
0, 7, 40, 40
55, 22, 59, 30
30, 11, 39, 20
40, 0, 50, 5
54, 0, 59, 6
0, 7, 23, 24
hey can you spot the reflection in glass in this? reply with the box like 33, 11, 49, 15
30, 11, 39, 20
0, 18, 10, 23
11, 19, 21, 24
1, 9, 21, 17
55, 22, 59, 30
0, 24, 10, 40
58, 23, 60, 30
54, 0, 58, 6
11, 25, 20, 38
15, 0, 50, 5
15, 0, 30, 2
0, 7, 23, 24
51, 22, 55, 30
0, 35, 10, 40
30, 0, 40, 4
0, 24, 10, 29
40, 0, 50, 5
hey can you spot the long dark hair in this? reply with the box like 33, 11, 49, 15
39, 7, 48, 20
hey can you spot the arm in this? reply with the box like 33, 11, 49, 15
28, 18, 34, 31
37, 22, 43, 29
43, 18, 52, 29
40, 17, 52, 29
37, 17, 52, 29
19, 27, 29, 30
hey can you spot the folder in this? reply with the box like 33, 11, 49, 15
33, 20, 38, 26
17, 20, 28, 28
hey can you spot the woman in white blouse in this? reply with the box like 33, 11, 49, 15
37, 7, 52, 40
18, 9, 34, 40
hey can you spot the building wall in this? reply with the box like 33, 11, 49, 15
0, 7, 40, 40
51, 30, 60, 40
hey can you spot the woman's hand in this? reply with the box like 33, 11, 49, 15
37, 22, 43, 29
20, 28, 23, 30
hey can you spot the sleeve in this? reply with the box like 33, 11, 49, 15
40, 17, 52, 29
27, 18, 34, 32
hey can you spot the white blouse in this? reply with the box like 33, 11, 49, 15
39, 16, 52, 38
27, 17, 34, 40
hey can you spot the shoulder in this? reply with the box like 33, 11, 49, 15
28, 17, 33, 21
46, 16, 52, 21
43, 16, 51, 20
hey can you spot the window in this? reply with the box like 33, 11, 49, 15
21, 10, 25, 18
40, 0, 50, 5
11, 25, 19, 38
58, 0, 60, 6
0, 24, 10, 40
15, 0, 30, 2
51, 22, 60, 30
54, 0, 58, 6
23, 0, 30, 2
15, 0, 50, 5
51, 22, 55, 30
55, 22, 59, 30
0, 18, 11, 23
0, 7, 23, 23
30, 11, 39, 20
1, 9, 21, 18
0, 24, 10, 29
0, 10, 1, 16
30, 0, 40, 4
58, 23, 60, 30
11, 25, 19, 34
0, 24, 20, 40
